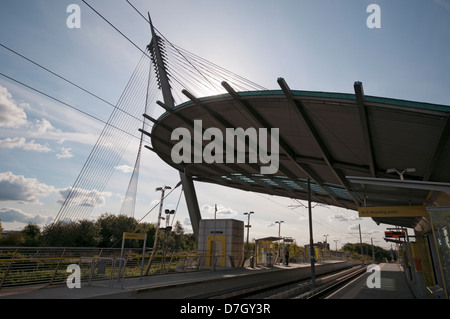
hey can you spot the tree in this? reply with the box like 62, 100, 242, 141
96, 213, 138, 247
72, 220, 101, 247
342, 242, 392, 263
0, 231, 25, 246
173, 220, 184, 234
22, 223, 41, 246
41, 221, 74, 247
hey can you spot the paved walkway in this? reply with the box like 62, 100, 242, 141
327, 263, 416, 299
0, 263, 306, 299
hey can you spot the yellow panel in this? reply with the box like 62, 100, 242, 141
206, 235, 226, 267
358, 205, 427, 217
122, 232, 147, 240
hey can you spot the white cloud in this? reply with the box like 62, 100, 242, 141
56, 147, 73, 159
0, 85, 27, 128
114, 164, 134, 173
0, 86, 99, 146
434, 0, 450, 11
25, 118, 97, 146
57, 187, 112, 208
0, 207, 53, 225
0, 137, 51, 152
0, 171, 54, 204
348, 224, 361, 232
328, 213, 361, 222
201, 203, 238, 217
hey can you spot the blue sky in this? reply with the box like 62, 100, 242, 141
1, 0, 449, 250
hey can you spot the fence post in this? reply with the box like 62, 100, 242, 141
0, 248, 18, 289
49, 248, 66, 286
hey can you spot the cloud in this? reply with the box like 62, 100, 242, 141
348, 224, 361, 232
56, 147, 73, 159
0, 137, 51, 152
0, 171, 54, 204
57, 187, 112, 208
26, 118, 97, 145
328, 213, 361, 222
434, 0, 450, 11
0, 207, 53, 225
114, 165, 134, 173
0, 85, 27, 128
201, 203, 238, 217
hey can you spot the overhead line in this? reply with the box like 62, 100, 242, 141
81, 0, 150, 58
0, 71, 144, 141
0, 43, 145, 124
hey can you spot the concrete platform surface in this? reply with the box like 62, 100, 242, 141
326, 263, 416, 299
0, 262, 309, 299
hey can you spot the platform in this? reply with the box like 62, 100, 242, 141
326, 263, 416, 299
0, 262, 417, 299
0, 263, 309, 299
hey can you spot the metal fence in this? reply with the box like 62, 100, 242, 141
0, 247, 210, 290
0, 246, 350, 290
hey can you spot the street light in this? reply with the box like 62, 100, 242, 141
164, 209, 176, 229
244, 212, 254, 257
333, 239, 339, 252
149, 186, 171, 270
275, 220, 284, 238
162, 209, 175, 273
333, 239, 340, 259
275, 221, 284, 264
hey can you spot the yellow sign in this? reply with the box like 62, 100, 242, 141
358, 205, 427, 217
122, 232, 147, 240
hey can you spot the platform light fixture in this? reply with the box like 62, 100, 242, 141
386, 168, 416, 180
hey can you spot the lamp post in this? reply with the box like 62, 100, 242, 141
275, 220, 284, 238
307, 178, 316, 289
161, 209, 175, 273
275, 220, 284, 264
213, 204, 217, 271
244, 212, 254, 257
334, 239, 339, 259
145, 185, 171, 275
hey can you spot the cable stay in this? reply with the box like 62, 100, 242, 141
45, 1, 267, 246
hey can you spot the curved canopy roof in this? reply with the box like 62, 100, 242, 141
145, 79, 450, 228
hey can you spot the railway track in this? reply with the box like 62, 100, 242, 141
198, 264, 367, 299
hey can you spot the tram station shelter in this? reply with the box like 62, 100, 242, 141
197, 219, 244, 268
144, 78, 450, 298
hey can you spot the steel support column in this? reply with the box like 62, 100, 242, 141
147, 13, 202, 242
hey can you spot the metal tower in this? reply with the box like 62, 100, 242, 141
147, 13, 202, 241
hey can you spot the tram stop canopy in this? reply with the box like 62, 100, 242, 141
146, 79, 450, 232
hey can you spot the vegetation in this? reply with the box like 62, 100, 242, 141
0, 214, 197, 250
342, 242, 394, 263
1, 216, 392, 264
